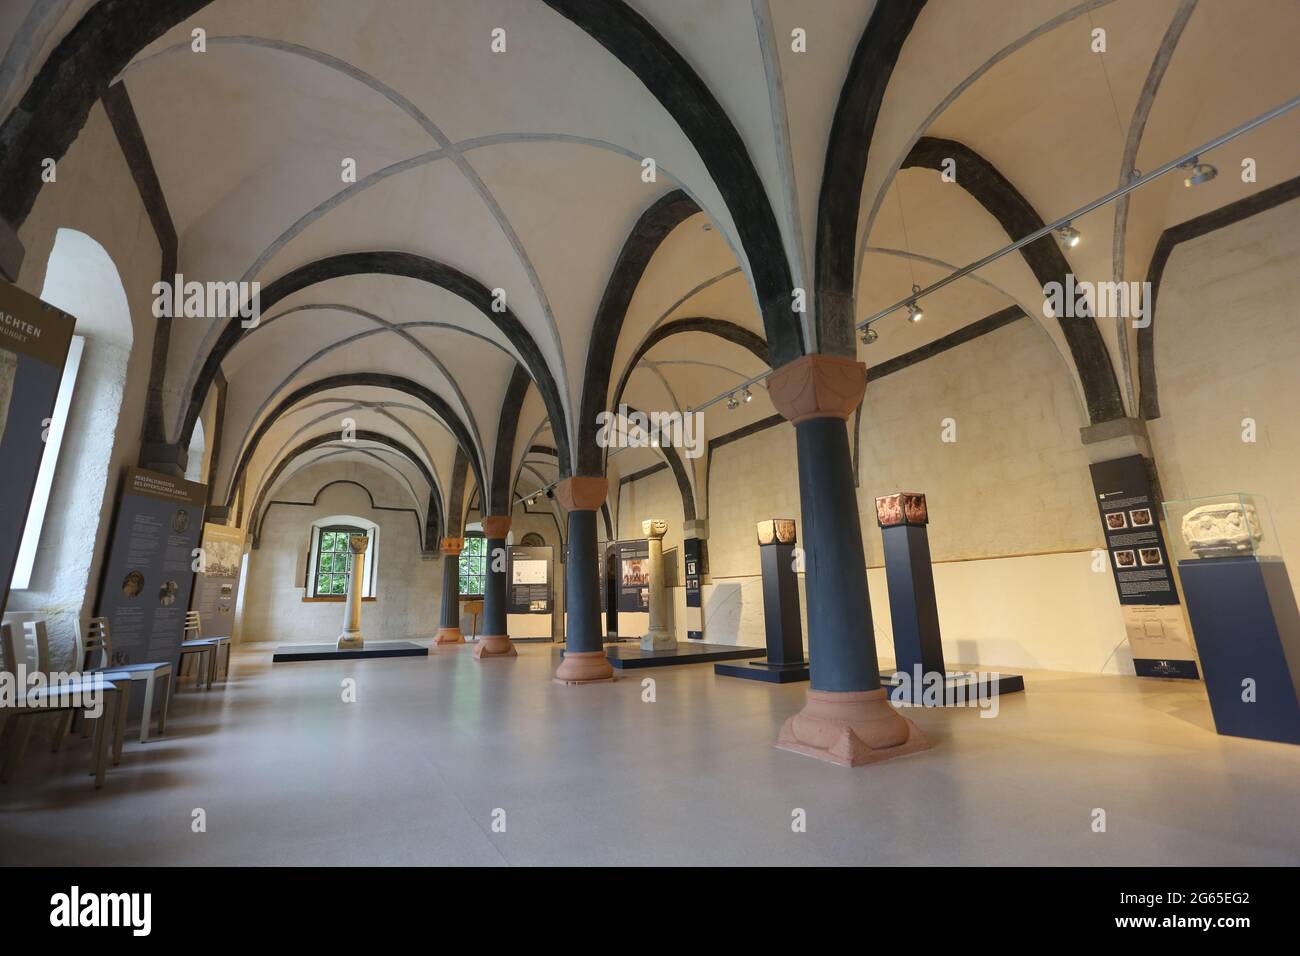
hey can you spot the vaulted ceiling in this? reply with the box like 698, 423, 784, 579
3, 0, 1297, 539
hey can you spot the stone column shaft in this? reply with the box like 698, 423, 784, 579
473, 515, 516, 659
554, 476, 615, 684
768, 355, 928, 767
437, 537, 465, 645
640, 519, 673, 651
336, 534, 369, 650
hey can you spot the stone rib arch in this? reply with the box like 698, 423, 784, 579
180, 251, 571, 474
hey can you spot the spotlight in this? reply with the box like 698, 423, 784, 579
741, 386, 753, 403
906, 284, 924, 323
1182, 156, 1217, 187
1056, 223, 1081, 248
725, 393, 740, 410
860, 325, 879, 345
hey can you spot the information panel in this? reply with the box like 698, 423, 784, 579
614, 539, 650, 613
1089, 455, 1199, 679
95, 468, 206, 666
0, 280, 76, 616
507, 545, 552, 613
194, 522, 244, 638
683, 537, 703, 640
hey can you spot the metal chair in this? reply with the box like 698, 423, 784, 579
0, 621, 125, 789
177, 610, 224, 689
76, 617, 173, 743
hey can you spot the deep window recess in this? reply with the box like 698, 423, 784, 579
312, 526, 364, 597
459, 533, 486, 598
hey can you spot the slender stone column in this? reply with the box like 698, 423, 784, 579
554, 477, 615, 684
767, 355, 928, 767
436, 537, 465, 645
640, 519, 674, 650
473, 515, 517, 659
336, 533, 370, 650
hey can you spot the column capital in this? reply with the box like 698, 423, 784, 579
683, 518, 709, 539
440, 536, 464, 556
641, 518, 668, 541
1079, 416, 1151, 463
553, 476, 608, 512
768, 354, 866, 425
348, 533, 370, 554
481, 515, 512, 539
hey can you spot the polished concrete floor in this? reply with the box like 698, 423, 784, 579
2, 641, 1298, 866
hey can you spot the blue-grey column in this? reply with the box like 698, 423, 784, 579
554, 476, 614, 683
436, 538, 464, 644
473, 515, 516, 658
796, 416, 882, 692
770, 354, 926, 766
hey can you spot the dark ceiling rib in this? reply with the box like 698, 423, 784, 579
224, 372, 483, 509
445, 447, 470, 539
542, 0, 803, 366
0, 0, 211, 229
619, 404, 696, 522
609, 316, 769, 414
249, 429, 442, 546
182, 250, 572, 474
814, 0, 928, 357
904, 136, 1125, 424
1138, 174, 1300, 420
577, 190, 700, 475
489, 364, 534, 515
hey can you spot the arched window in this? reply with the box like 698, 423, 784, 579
458, 533, 486, 598
304, 515, 378, 599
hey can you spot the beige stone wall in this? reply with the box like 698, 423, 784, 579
1148, 196, 1300, 601
242, 462, 441, 644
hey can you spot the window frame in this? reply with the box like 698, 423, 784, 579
304, 520, 377, 600
458, 532, 487, 599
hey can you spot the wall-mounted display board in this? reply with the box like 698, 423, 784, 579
0, 280, 76, 616
507, 544, 553, 639
1089, 454, 1199, 679
95, 468, 206, 666
683, 538, 703, 640
194, 522, 244, 638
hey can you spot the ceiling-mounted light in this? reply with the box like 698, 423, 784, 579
1182, 156, 1217, 187
860, 325, 879, 345
906, 284, 924, 323
1056, 223, 1081, 248
726, 393, 740, 410
741, 386, 753, 403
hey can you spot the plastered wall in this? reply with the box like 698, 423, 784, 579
240, 462, 441, 644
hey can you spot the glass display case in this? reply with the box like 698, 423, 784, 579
1162, 493, 1282, 563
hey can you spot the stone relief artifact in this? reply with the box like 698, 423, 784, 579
1180, 501, 1264, 557
876, 492, 928, 527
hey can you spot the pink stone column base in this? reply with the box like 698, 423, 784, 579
435, 627, 464, 645
472, 635, 517, 659
553, 650, 615, 685
776, 688, 929, 767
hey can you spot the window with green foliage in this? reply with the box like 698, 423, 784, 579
459, 534, 487, 598
312, 526, 363, 597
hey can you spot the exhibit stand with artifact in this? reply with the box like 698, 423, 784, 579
606, 518, 763, 670
874, 492, 1023, 704
715, 518, 810, 683
1165, 494, 1300, 745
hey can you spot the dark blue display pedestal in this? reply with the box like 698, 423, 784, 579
1178, 556, 1300, 745
878, 517, 1023, 705
272, 641, 428, 663
714, 526, 809, 684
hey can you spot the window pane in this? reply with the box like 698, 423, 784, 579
317, 572, 330, 593
330, 575, 347, 595
321, 531, 336, 552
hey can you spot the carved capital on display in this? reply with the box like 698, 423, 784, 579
348, 533, 370, 554
641, 518, 668, 541
767, 354, 867, 425
481, 515, 512, 539
440, 536, 464, 556
553, 476, 608, 512
756, 518, 797, 546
